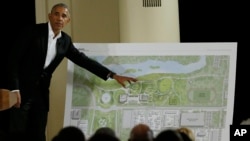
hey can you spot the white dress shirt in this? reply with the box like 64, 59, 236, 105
44, 22, 62, 68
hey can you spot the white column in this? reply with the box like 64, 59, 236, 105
119, 0, 180, 42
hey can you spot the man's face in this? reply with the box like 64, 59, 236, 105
48, 6, 70, 34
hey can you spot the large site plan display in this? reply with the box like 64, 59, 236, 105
64, 43, 237, 141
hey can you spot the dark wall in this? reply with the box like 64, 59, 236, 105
0, 1, 36, 88
178, 0, 249, 124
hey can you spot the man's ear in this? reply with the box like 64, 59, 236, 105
66, 18, 71, 24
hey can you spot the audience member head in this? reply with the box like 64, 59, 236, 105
52, 126, 85, 141
176, 127, 195, 141
88, 133, 120, 141
240, 118, 250, 125
128, 123, 154, 141
179, 132, 192, 141
154, 129, 183, 141
94, 127, 116, 137
88, 126, 120, 141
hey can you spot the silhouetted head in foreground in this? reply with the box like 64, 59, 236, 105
177, 127, 195, 141
128, 123, 154, 141
155, 129, 183, 141
94, 127, 116, 137
52, 126, 85, 141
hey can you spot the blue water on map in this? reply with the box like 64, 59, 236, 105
94, 56, 206, 77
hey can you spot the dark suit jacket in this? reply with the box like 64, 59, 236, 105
7, 23, 112, 110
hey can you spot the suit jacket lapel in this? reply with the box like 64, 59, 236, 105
44, 37, 65, 74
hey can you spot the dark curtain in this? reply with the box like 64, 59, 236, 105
178, 0, 249, 124
0, 1, 36, 88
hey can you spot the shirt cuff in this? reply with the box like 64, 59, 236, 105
107, 72, 116, 79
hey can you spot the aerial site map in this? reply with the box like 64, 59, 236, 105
64, 43, 237, 141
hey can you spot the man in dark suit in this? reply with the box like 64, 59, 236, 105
0, 3, 137, 141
